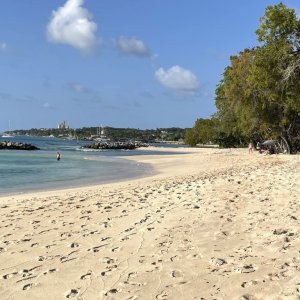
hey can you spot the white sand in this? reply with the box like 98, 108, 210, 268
0, 147, 299, 300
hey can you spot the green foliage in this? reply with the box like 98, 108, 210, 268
217, 49, 259, 136
13, 127, 187, 143
186, 3, 300, 152
184, 118, 219, 146
184, 128, 198, 146
256, 3, 299, 44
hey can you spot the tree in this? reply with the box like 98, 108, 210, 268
215, 49, 261, 139
214, 3, 300, 152
252, 3, 300, 152
186, 3, 300, 152
184, 118, 218, 146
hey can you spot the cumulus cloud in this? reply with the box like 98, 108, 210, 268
155, 65, 199, 92
114, 36, 150, 57
47, 0, 98, 55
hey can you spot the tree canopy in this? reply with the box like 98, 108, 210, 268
185, 3, 300, 153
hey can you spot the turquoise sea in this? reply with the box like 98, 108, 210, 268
0, 136, 158, 196
0, 136, 187, 196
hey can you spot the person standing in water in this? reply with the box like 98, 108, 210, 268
56, 152, 61, 161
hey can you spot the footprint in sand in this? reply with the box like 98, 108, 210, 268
126, 296, 138, 300
104, 288, 119, 296
241, 280, 259, 288
88, 244, 107, 253
70, 242, 79, 248
240, 264, 257, 274
126, 271, 137, 281
156, 290, 168, 299
2, 272, 18, 279
171, 270, 184, 278
65, 289, 79, 298
101, 221, 111, 228
43, 269, 58, 275
80, 271, 92, 280
102, 257, 116, 264
45, 243, 56, 249
112, 246, 121, 252
240, 294, 257, 300
22, 283, 33, 290
187, 253, 202, 260
209, 258, 227, 266
60, 251, 78, 263
37, 255, 51, 262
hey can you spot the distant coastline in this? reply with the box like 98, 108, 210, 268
5, 126, 187, 144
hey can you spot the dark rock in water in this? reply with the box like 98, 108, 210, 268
0, 141, 40, 150
83, 141, 149, 150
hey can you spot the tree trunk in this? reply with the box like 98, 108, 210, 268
281, 130, 291, 154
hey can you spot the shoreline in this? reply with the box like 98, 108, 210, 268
0, 148, 299, 299
0, 146, 263, 200
0, 148, 155, 199
0, 146, 205, 200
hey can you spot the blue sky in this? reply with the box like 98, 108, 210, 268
0, 0, 299, 131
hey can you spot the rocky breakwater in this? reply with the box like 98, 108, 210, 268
83, 141, 149, 150
0, 141, 40, 150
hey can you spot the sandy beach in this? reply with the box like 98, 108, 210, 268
0, 147, 299, 300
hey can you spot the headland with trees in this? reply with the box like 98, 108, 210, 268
10, 127, 186, 144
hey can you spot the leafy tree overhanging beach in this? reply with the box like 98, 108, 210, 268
186, 3, 300, 154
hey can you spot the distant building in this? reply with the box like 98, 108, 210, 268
58, 121, 69, 130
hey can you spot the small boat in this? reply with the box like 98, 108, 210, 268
2, 120, 14, 138
2, 133, 14, 138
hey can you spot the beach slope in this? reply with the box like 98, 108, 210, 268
0, 148, 299, 299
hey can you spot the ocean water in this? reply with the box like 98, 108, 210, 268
0, 135, 157, 196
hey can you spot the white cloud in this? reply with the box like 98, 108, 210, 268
155, 65, 199, 92
43, 102, 53, 109
47, 0, 98, 55
69, 82, 86, 93
114, 36, 150, 57
0, 42, 7, 52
